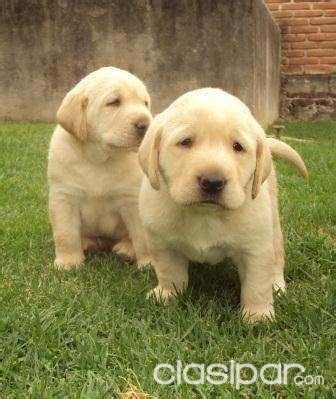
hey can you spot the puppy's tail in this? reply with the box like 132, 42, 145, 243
267, 137, 308, 179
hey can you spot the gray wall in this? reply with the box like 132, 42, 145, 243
0, 0, 280, 127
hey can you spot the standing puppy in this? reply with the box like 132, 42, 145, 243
48, 67, 152, 269
138, 88, 307, 322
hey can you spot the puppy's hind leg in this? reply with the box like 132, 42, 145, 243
82, 237, 101, 253
112, 237, 136, 262
95, 213, 135, 261
82, 237, 114, 253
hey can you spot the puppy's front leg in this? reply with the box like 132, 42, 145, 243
235, 246, 275, 323
49, 194, 84, 270
148, 249, 189, 303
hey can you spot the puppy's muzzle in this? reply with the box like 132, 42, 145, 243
134, 118, 150, 138
198, 173, 226, 195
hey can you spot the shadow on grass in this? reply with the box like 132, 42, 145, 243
83, 250, 242, 306
187, 261, 240, 309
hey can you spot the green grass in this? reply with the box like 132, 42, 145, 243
0, 121, 335, 398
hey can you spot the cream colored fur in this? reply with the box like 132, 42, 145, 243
48, 67, 152, 270
138, 88, 307, 322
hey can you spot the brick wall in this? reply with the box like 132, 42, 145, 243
266, 0, 336, 74
265, 0, 336, 120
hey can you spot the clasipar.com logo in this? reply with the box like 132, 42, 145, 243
153, 360, 324, 389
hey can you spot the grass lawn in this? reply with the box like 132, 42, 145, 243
0, 121, 335, 398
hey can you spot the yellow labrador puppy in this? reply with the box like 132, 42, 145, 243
138, 88, 307, 322
48, 67, 152, 270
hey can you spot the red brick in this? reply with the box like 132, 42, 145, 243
320, 41, 336, 48
283, 49, 305, 57
283, 33, 306, 42
308, 33, 336, 41
307, 48, 336, 57
282, 3, 311, 10
281, 65, 303, 74
277, 18, 309, 26
289, 57, 319, 65
310, 17, 336, 25
266, 1, 336, 74
282, 42, 292, 49
320, 56, 336, 64
293, 0, 326, 2
313, 3, 336, 10
321, 25, 336, 33
294, 10, 323, 17
272, 11, 294, 18
325, 10, 336, 17
291, 25, 319, 33
303, 65, 335, 74
268, 4, 280, 11
291, 41, 319, 49
281, 25, 291, 34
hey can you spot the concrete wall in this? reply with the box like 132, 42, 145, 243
0, 0, 280, 127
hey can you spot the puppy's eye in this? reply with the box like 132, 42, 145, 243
106, 98, 120, 107
233, 142, 245, 152
145, 100, 149, 107
179, 138, 193, 148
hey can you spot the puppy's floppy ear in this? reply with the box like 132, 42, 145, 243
138, 113, 164, 190
57, 89, 88, 141
252, 132, 272, 199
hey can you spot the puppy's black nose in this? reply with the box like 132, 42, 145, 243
134, 121, 149, 137
198, 174, 225, 195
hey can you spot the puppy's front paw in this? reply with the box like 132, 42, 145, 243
112, 240, 136, 262
273, 276, 286, 293
242, 304, 275, 324
147, 286, 176, 304
54, 253, 84, 270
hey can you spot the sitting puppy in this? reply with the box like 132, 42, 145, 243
48, 67, 152, 269
138, 88, 307, 322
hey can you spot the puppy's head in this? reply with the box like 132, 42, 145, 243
57, 67, 152, 148
139, 88, 271, 210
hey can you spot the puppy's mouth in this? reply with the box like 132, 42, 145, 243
106, 137, 142, 150
187, 196, 224, 208
194, 199, 236, 212
107, 142, 138, 150
200, 202, 228, 211
198, 189, 225, 205
199, 197, 221, 205
199, 195, 220, 205
103, 131, 144, 150
187, 192, 234, 210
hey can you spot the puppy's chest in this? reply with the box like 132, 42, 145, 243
80, 168, 115, 197
73, 161, 139, 199
160, 213, 235, 264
